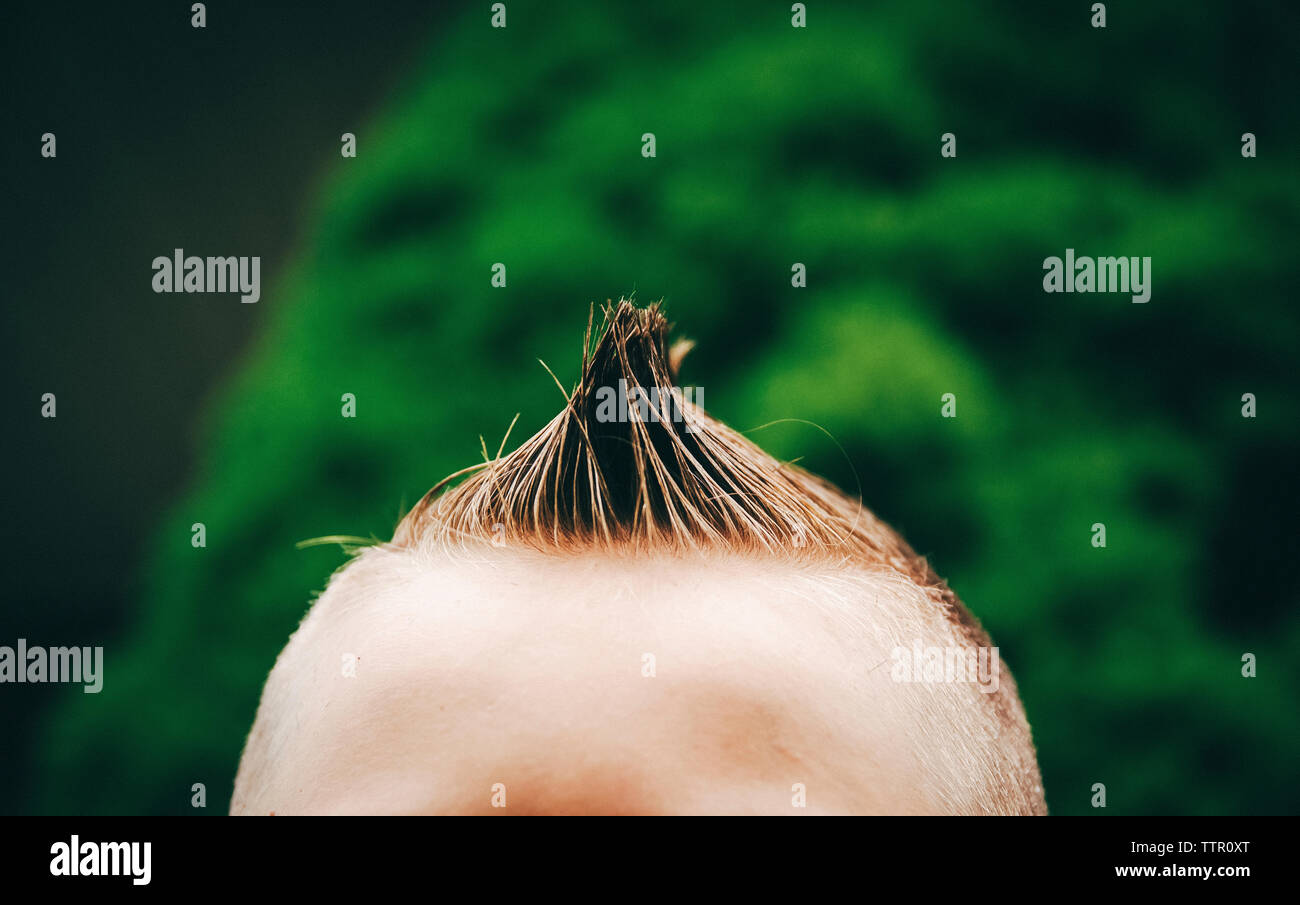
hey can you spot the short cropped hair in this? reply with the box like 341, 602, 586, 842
397, 300, 983, 645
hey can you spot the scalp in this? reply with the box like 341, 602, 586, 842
232, 545, 1044, 815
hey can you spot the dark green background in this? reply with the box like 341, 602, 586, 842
3, 0, 1297, 815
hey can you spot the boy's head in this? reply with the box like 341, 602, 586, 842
231, 301, 1046, 815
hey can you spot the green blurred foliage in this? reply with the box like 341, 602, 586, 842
39, 0, 1299, 814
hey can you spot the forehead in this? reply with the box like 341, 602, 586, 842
232, 547, 960, 814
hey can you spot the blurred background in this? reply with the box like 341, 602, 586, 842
2, 0, 1297, 815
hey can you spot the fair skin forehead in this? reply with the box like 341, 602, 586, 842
231, 549, 965, 815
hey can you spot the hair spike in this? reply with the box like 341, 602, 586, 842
392, 298, 973, 629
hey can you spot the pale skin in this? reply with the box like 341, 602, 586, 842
231, 547, 1045, 815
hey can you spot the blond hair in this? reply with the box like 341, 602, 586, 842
395, 300, 986, 640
